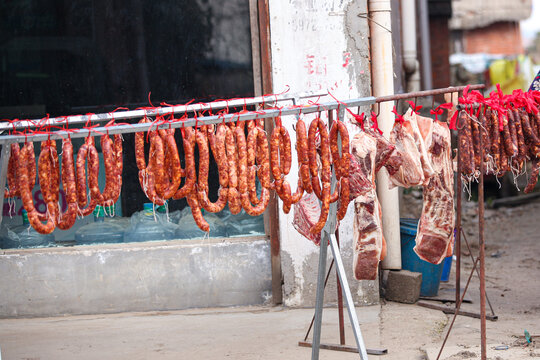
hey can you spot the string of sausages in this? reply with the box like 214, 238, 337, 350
457, 87, 540, 193
5, 134, 123, 234
134, 117, 351, 233
4, 116, 350, 235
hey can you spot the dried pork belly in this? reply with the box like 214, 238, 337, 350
414, 120, 455, 264
351, 132, 386, 280
388, 117, 425, 188
404, 109, 435, 182
293, 192, 322, 245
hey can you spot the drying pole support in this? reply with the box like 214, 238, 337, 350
455, 128, 462, 306
478, 110, 487, 360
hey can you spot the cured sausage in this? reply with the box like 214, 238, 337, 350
330, 120, 351, 178
510, 109, 526, 162
296, 119, 312, 194
501, 115, 515, 157
37, 140, 60, 221
173, 127, 197, 200
57, 138, 78, 230
110, 134, 123, 203
309, 118, 332, 234
520, 110, 540, 157
524, 158, 540, 193
224, 126, 242, 214
470, 114, 481, 170
199, 125, 229, 212
5, 143, 20, 198
336, 177, 350, 221
157, 129, 181, 199
85, 137, 105, 215
490, 110, 501, 169
18, 143, 56, 234
187, 190, 210, 232
457, 111, 473, 175
100, 135, 119, 206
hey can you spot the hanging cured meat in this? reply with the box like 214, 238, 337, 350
293, 192, 323, 245
414, 118, 455, 264
351, 132, 386, 281
387, 113, 425, 188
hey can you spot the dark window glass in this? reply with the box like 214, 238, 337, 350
0, 0, 261, 248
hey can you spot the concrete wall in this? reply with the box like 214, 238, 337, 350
0, 238, 271, 317
268, 0, 379, 307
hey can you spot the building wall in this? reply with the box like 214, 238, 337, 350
463, 21, 524, 55
430, 16, 451, 96
0, 239, 271, 317
268, 0, 379, 307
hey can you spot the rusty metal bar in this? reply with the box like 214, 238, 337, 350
335, 230, 346, 346
374, 84, 485, 103
417, 301, 498, 321
436, 257, 480, 360
456, 129, 462, 307
461, 229, 496, 316
478, 119, 487, 360
299, 341, 387, 355
303, 259, 335, 342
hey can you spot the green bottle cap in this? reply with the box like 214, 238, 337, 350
93, 205, 105, 218
22, 209, 29, 225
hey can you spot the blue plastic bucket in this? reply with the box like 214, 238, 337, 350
399, 218, 444, 297
440, 256, 453, 282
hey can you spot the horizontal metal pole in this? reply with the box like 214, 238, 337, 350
0, 97, 376, 144
374, 84, 485, 103
0, 91, 328, 131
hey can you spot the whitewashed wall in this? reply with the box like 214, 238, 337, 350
268, 0, 379, 306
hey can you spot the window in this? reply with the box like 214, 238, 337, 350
0, 0, 264, 249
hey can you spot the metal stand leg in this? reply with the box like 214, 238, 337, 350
329, 234, 369, 359
311, 227, 330, 360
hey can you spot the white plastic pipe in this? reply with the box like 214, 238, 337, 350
368, 0, 402, 270
401, 0, 421, 92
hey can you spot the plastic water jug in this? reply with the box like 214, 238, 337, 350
75, 206, 124, 245
124, 203, 177, 242
3, 210, 55, 249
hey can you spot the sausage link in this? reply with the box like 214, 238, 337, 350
296, 119, 312, 193
507, 111, 519, 158
480, 110, 491, 161
501, 115, 515, 157
224, 127, 241, 214
256, 129, 271, 189
100, 135, 119, 206
308, 119, 322, 198
336, 177, 350, 221
173, 127, 197, 200
37, 141, 60, 221
109, 134, 123, 203
520, 110, 540, 157
246, 126, 260, 205
524, 158, 540, 193
490, 110, 501, 168
497, 135, 509, 176
270, 127, 283, 181
279, 126, 292, 175
458, 111, 474, 175
5, 143, 20, 198
135, 118, 149, 170
470, 114, 482, 171
19, 143, 56, 234
511, 109, 526, 162
310, 118, 332, 233
187, 190, 210, 232
76, 140, 89, 207
159, 129, 183, 198
57, 138, 78, 230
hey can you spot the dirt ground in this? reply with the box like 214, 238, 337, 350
398, 190, 540, 359
0, 194, 538, 359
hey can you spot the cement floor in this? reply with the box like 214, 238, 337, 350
0, 305, 384, 360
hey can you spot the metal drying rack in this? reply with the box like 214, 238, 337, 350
0, 84, 487, 360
